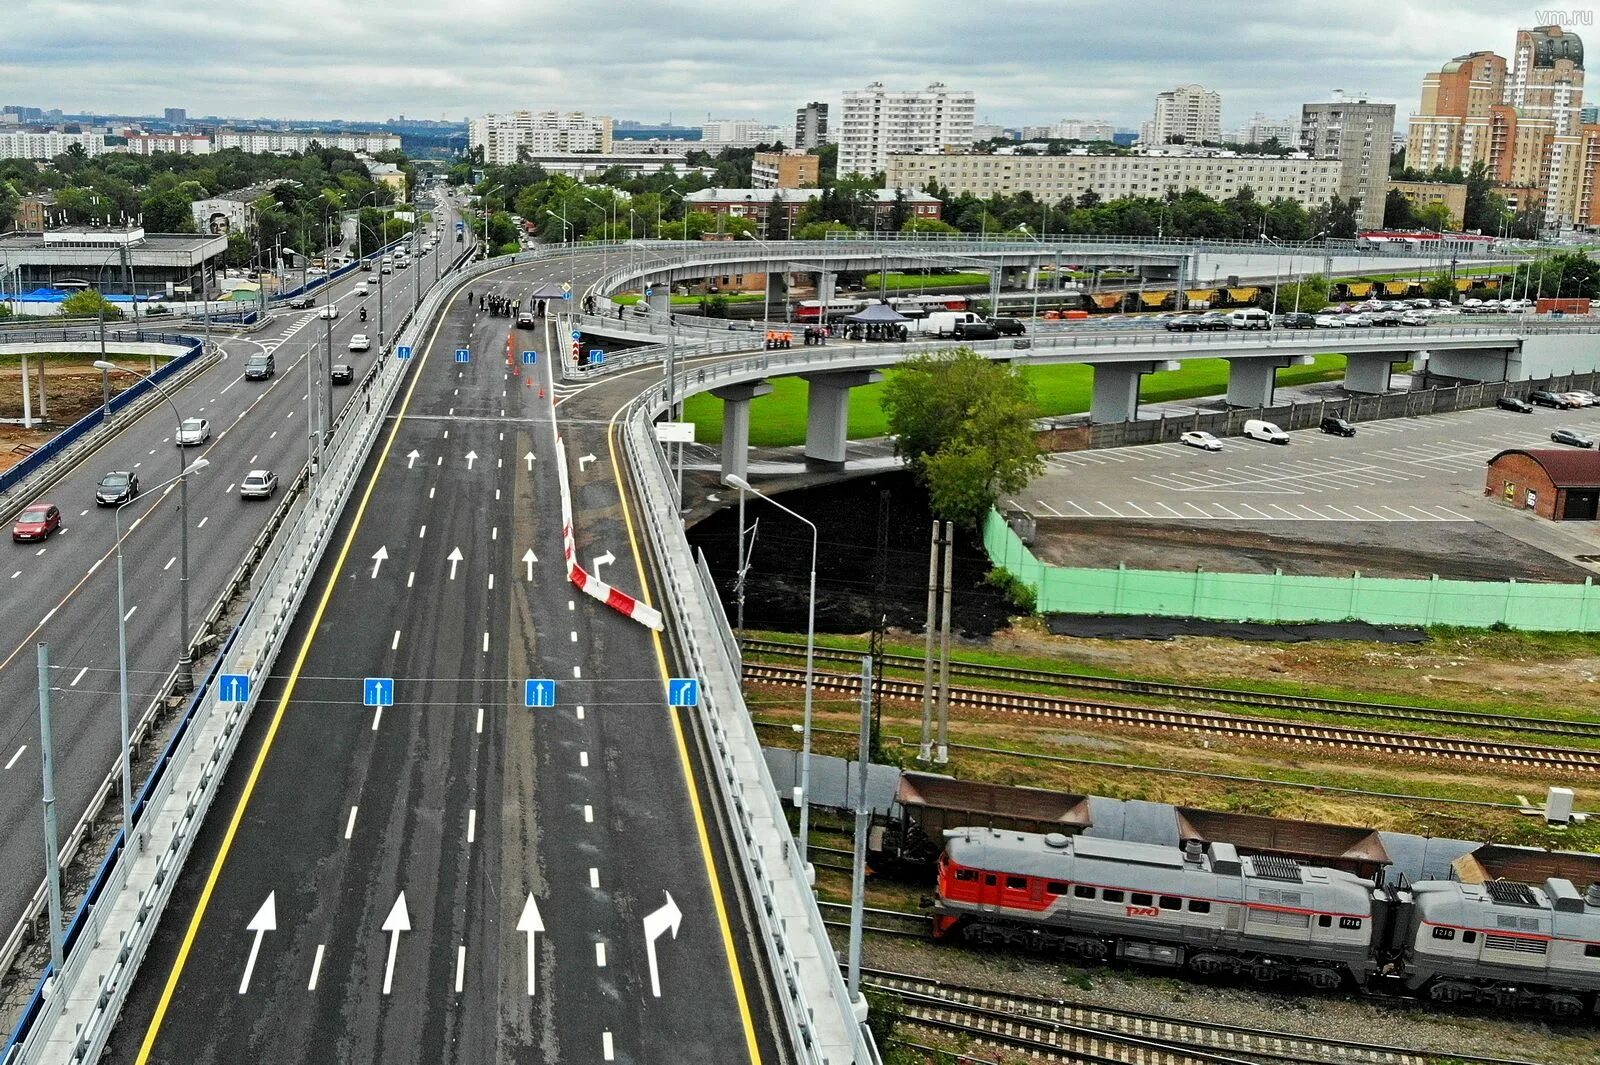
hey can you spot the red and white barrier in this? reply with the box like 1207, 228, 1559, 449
554, 432, 664, 631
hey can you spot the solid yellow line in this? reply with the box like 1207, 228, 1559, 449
606, 407, 763, 1063
133, 310, 448, 1064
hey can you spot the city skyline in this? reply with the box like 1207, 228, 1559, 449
0, 1, 1544, 130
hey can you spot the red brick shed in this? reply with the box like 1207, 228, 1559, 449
1485, 448, 1600, 520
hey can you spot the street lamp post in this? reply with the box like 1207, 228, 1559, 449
111, 461, 206, 849
480, 184, 504, 261
93, 360, 198, 692
583, 195, 610, 280
723, 474, 817, 878
545, 208, 575, 296
740, 232, 776, 330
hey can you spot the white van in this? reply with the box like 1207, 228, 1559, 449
1229, 308, 1272, 330
1243, 419, 1289, 444
917, 311, 985, 337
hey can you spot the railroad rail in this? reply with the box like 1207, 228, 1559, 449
814, 899, 932, 939
739, 639, 1600, 740
743, 664, 1600, 773
862, 968, 1543, 1065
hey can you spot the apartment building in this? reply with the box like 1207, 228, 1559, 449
0, 130, 107, 160
837, 82, 976, 177
683, 187, 941, 238
467, 112, 612, 165
122, 132, 213, 155
752, 150, 820, 189
215, 129, 402, 154
794, 102, 829, 150
1301, 93, 1396, 229
1143, 85, 1222, 145
699, 119, 787, 150
1387, 179, 1468, 227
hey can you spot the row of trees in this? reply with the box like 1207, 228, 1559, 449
1386, 160, 1547, 238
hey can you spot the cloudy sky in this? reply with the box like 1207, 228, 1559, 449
0, 1, 1561, 128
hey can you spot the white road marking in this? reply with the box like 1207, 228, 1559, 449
568, 600, 575, 610
602, 1032, 614, 1061
584, 804, 593, 823
482, 631, 489, 652
371, 706, 383, 731
436, 456, 442, 466
123, 605, 137, 621
344, 806, 358, 839
225, 484, 235, 494
4, 746, 26, 770
467, 809, 477, 843
595, 942, 607, 968
269, 431, 277, 439
476, 706, 484, 733
570, 630, 577, 642
164, 556, 176, 571
70, 667, 87, 687
491, 527, 497, 540
455, 944, 466, 994
197, 516, 209, 529
429, 487, 435, 499
576, 705, 585, 720
487, 574, 494, 590
407, 571, 415, 588
589, 867, 599, 889
579, 751, 589, 768
9, 571, 18, 580
573, 666, 581, 678
392, 630, 401, 650
308, 944, 325, 991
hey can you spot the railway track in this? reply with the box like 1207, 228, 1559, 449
814, 899, 933, 938
862, 967, 1542, 1065
743, 663, 1600, 773
739, 638, 1600, 741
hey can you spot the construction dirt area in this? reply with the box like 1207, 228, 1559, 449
0, 356, 136, 474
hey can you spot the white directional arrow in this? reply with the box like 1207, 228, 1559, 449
370, 545, 388, 578
578, 453, 597, 471
447, 547, 464, 580
238, 892, 276, 995
406, 449, 420, 469
592, 551, 615, 575
381, 892, 410, 996
522, 547, 537, 581
464, 450, 479, 470
524, 451, 536, 471
706, 493, 721, 503
642, 891, 683, 999
516, 893, 544, 997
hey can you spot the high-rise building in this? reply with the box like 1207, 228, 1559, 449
1144, 85, 1222, 145
1048, 119, 1116, 142
698, 119, 786, 150
0, 130, 107, 160
1301, 93, 1396, 229
164, 108, 187, 124
468, 111, 613, 165
794, 102, 828, 150
1240, 112, 1297, 146
836, 82, 976, 177
123, 132, 212, 155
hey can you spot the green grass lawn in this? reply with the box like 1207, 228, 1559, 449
683, 354, 1349, 446
861, 271, 989, 289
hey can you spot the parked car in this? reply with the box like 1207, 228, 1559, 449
1369, 310, 1402, 327
1243, 419, 1290, 444
516, 310, 536, 328
1497, 395, 1535, 413
244, 353, 275, 380
1179, 430, 1223, 451
1531, 389, 1574, 409
318, 304, 338, 319
1227, 308, 1272, 330
1164, 314, 1204, 332
1319, 416, 1357, 437
176, 418, 210, 446
991, 317, 1027, 336
1563, 390, 1598, 407
1345, 313, 1374, 328
12, 503, 61, 543
1313, 314, 1345, 328
1279, 312, 1317, 329
348, 334, 371, 352
95, 471, 139, 506
1551, 428, 1596, 448
331, 363, 355, 385
1196, 312, 1231, 331
1400, 311, 1430, 326
239, 470, 279, 500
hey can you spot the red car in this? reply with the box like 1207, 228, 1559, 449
13, 503, 61, 543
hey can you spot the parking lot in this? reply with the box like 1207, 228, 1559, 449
1011, 401, 1600, 579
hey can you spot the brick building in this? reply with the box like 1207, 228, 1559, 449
1485, 447, 1600, 520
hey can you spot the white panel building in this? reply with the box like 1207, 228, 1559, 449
699, 119, 787, 150
213, 130, 402, 154
468, 112, 614, 165
1144, 85, 1223, 145
837, 82, 976, 177
0, 131, 107, 160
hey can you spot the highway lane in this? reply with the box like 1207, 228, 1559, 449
110, 251, 776, 1063
0, 208, 465, 944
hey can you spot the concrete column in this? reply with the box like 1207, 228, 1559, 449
1225, 355, 1314, 408
802, 369, 883, 468
710, 380, 773, 484
1344, 352, 1398, 394
20, 354, 32, 429
1025, 266, 1040, 291
1089, 360, 1180, 423
816, 271, 838, 304
647, 285, 670, 318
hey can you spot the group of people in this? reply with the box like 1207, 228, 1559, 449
463, 290, 547, 319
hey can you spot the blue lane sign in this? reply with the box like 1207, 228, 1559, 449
521, 350, 538, 365
396, 344, 413, 361
455, 347, 471, 363
590, 350, 606, 364
364, 677, 395, 707
219, 673, 251, 704
668, 678, 700, 707
524, 678, 557, 708
645, 286, 654, 297
562, 291, 572, 300
456, 220, 464, 232
570, 330, 581, 340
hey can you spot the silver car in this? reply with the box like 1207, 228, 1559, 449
175, 418, 210, 446
239, 469, 278, 499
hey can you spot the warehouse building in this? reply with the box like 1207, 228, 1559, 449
1485, 447, 1600, 520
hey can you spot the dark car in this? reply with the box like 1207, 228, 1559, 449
244, 353, 274, 380
1279, 312, 1317, 329
1197, 312, 1231, 331
1497, 395, 1535, 413
517, 311, 536, 328
1319, 416, 1357, 437
12, 503, 61, 543
1164, 314, 1203, 332
1368, 310, 1402, 327
286, 295, 314, 310
95, 471, 139, 506
991, 317, 1027, 336
953, 320, 1000, 340
330, 363, 355, 385
1551, 428, 1596, 448
1531, 389, 1573, 409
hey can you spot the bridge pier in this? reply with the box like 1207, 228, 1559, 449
802, 369, 882, 468
815, 271, 838, 305
1343, 352, 1401, 394
647, 285, 671, 318
1090, 360, 1180, 423
710, 380, 773, 483
1225, 354, 1313, 407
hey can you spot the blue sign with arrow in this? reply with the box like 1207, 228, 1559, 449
455, 348, 470, 363
668, 678, 700, 707
524, 679, 557, 708
521, 350, 537, 365
219, 673, 250, 704
363, 677, 395, 707
396, 344, 413, 361
590, 350, 605, 364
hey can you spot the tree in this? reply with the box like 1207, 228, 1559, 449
1462, 161, 1497, 233
0, 180, 18, 232
1416, 201, 1454, 232
881, 349, 1044, 527
140, 187, 195, 232
59, 289, 120, 319
1383, 188, 1419, 230
901, 216, 959, 235
1422, 275, 1457, 302
1274, 274, 1331, 314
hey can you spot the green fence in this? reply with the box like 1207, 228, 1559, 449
983, 510, 1600, 631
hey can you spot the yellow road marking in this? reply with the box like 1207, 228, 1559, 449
134, 313, 447, 1063
606, 405, 762, 1063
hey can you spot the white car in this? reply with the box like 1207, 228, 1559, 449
348, 334, 372, 352
239, 469, 278, 499
1400, 311, 1430, 326
318, 304, 338, 319
351, 284, 369, 297
176, 418, 210, 447
366, 273, 378, 284
1242, 419, 1289, 445
1180, 430, 1223, 452
381, 264, 392, 274
1313, 314, 1345, 328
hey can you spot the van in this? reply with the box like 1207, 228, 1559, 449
1228, 308, 1272, 330
1243, 419, 1289, 444
919, 311, 984, 337
244, 353, 275, 380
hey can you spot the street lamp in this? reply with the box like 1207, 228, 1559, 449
723, 473, 818, 878
740, 232, 776, 330
583, 194, 611, 278
545, 208, 576, 298
93, 360, 198, 692
110, 459, 206, 850
480, 184, 504, 261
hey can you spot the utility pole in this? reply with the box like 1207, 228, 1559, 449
936, 520, 955, 764
846, 654, 872, 1005
37, 643, 64, 975
917, 520, 940, 762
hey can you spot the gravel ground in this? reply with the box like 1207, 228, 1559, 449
846, 931, 1600, 1065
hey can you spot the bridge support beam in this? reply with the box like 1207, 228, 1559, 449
1343, 351, 1399, 394
1225, 354, 1314, 408
802, 369, 883, 468
710, 379, 773, 484
647, 285, 671, 318
1090, 360, 1180, 424
815, 271, 838, 305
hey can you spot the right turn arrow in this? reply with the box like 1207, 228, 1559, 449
406, 449, 420, 469
370, 545, 388, 578
381, 892, 410, 996
516, 893, 544, 997
641, 891, 683, 999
